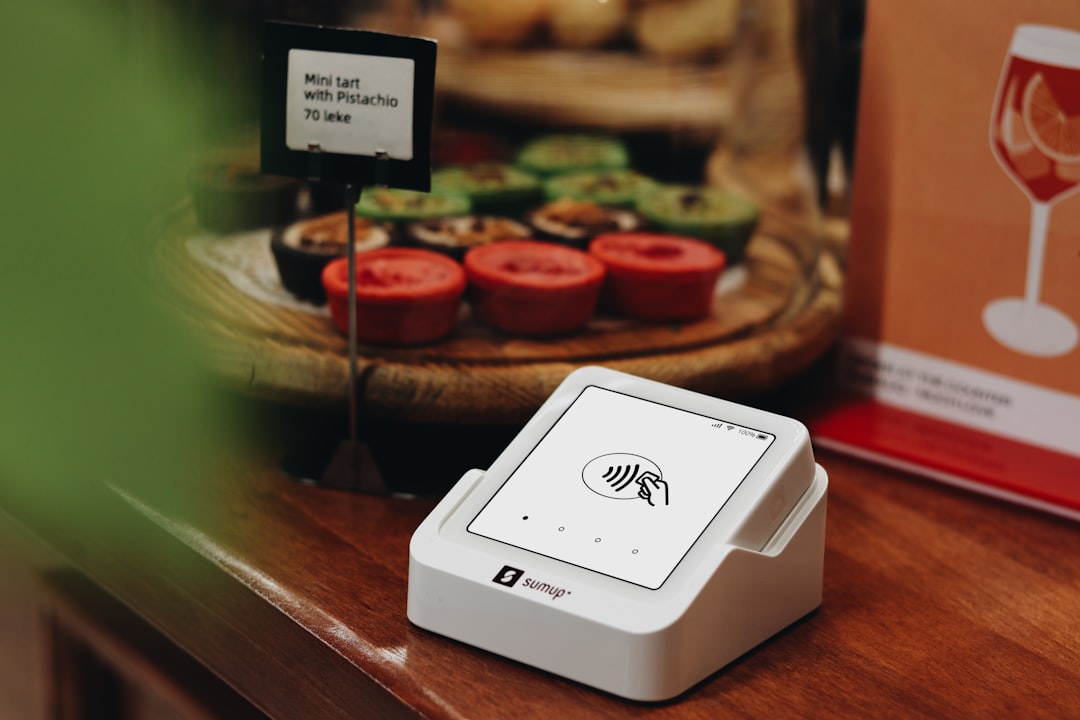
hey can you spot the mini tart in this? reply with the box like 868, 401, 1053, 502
355, 188, 471, 225
431, 164, 542, 215
514, 134, 630, 177
404, 215, 533, 261
526, 198, 645, 247
321, 248, 466, 345
542, 169, 656, 206
635, 185, 758, 262
464, 240, 605, 337
271, 212, 393, 304
589, 232, 726, 322
189, 163, 301, 233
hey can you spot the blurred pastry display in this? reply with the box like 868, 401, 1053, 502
439, 0, 740, 56
167, 0, 841, 409
547, 0, 628, 49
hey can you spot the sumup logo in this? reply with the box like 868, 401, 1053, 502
492, 565, 571, 601
492, 565, 524, 587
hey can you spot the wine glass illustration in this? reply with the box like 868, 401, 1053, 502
986, 24, 1080, 357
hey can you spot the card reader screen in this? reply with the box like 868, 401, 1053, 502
468, 385, 775, 589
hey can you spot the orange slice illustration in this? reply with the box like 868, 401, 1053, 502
999, 77, 1051, 180
1022, 72, 1080, 163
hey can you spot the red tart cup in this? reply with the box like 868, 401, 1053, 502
464, 240, 606, 336
588, 232, 726, 321
321, 248, 466, 345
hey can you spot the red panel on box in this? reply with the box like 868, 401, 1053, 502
811, 398, 1080, 520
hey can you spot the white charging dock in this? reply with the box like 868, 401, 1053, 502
408, 367, 827, 701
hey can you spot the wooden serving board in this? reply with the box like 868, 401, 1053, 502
151, 204, 843, 425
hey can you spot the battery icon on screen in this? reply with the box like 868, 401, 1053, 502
756, 433, 768, 440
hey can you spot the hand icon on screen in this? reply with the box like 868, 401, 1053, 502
636, 472, 669, 507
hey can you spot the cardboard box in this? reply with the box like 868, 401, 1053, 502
815, 1, 1080, 518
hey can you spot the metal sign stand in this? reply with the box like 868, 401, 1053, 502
281, 149, 389, 495
261, 22, 436, 495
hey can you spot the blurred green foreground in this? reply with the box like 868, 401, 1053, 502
0, 3, 239, 556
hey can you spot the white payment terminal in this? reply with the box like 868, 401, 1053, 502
407, 366, 828, 701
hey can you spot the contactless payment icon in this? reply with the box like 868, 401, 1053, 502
582, 454, 668, 506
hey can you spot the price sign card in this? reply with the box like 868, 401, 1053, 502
261, 22, 436, 189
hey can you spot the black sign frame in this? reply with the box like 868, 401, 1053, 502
261, 21, 436, 190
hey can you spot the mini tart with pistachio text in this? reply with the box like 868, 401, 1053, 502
271, 211, 393, 303
321, 248, 466, 345
431, 164, 542, 215
514, 134, 630, 177
589, 231, 726, 321
464, 240, 605, 336
404, 215, 533, 261
526, 198, 645, 248
636, 185, 758, 262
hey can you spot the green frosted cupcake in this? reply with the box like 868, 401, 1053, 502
542, 169, 657, 206
515, 134, 630, 178
355, 187, 471, 225
431, 164, 542, 216
636, 185, 759, 262
540, 171, 656, 208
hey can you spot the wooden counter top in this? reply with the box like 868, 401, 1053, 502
4, 400, 1079, 719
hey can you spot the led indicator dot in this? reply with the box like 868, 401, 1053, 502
558, 526, 565, 532
594, 538, 602, 543
522, 516, 529, 520
632, 549, 639, 554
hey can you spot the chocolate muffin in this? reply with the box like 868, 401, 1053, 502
526, 198, 645, 248
404, 215, 533, 261
271, 211, 393, 303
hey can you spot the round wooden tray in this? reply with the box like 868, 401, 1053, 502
152, 205, 843, 425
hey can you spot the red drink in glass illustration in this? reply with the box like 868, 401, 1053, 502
986, 24, 1080, 356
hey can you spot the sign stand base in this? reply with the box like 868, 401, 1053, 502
315, 438, 388, 495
